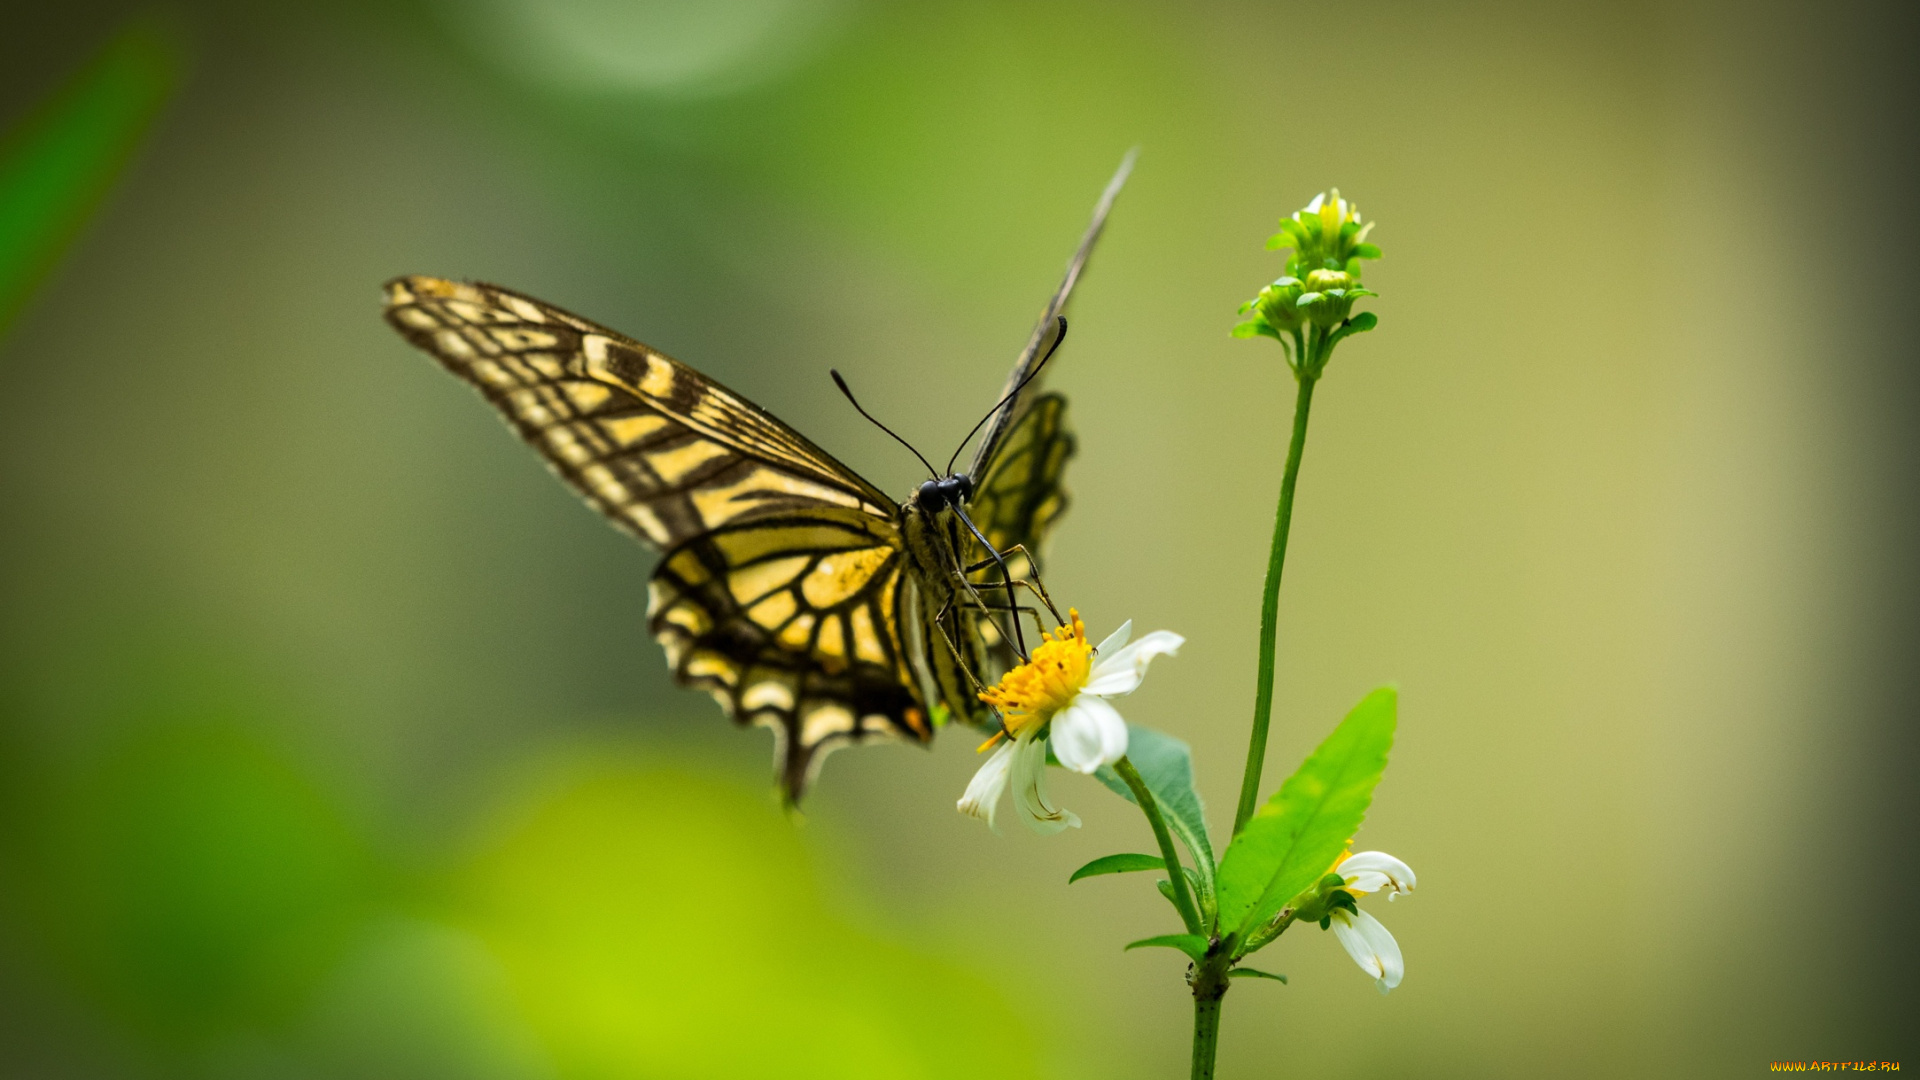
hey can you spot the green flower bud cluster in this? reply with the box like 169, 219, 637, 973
1233, 189, 1382, 376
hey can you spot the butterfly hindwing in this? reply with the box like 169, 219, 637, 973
968, 392, 1075, 579
648, 508, 930, 799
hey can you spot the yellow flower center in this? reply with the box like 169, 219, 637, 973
1328, 845, 1362, 895
977, 609, 1092, 742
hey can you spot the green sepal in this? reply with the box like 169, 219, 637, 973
1069, 853, 1164, 883
1229, 967, 1288, 984
1344, 312, 1379, 334
1232, 318, 1282, 341
1266, 220, 1308, 250
1124, 934, 1211, 963
1213, 687, 1397, 938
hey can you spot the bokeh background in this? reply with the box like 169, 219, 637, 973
2, 1, 1915, 1077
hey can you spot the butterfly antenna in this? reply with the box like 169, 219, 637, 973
830, 369, 939, 479
943, 315, 1068, 477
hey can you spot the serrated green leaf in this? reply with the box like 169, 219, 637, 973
1123, 934, 1210, 963
1095, 725, 1215, 904
1215, 687, 1396, 940
1, 20, 178, 338
1229, 967, 1288, 983
1069, 853, 1163, 883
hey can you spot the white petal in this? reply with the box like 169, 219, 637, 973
1093, 620, 1132, 657
1083, 630, 1184, 697
956, 741, 1016, 831
1337, 851, 1416, 898
1011, 733, 1080, 835
1048, 696, 1129, 774
1330, 908, 1404, 992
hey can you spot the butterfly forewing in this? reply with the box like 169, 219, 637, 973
384, 277, 894, 549
966, 150, 1132, 480
385, 276, 925, 800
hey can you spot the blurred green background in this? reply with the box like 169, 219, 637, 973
2, 1, 1915, 1077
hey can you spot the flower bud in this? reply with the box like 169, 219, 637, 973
1303, 268, 1353, 293
1232, 276, 1306, 340
1296, 278, 1375, 331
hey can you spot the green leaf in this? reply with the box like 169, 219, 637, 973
1, 20, 179, 338
1123, 934, 1210, 963
1215, 686, 1396, 941
1229, 967, 1288, 983
1152, 866, 1206, 917
1346, 312, 1379, 334
1095, 726, 1216, 900
1352, 242, 1382, 260
1068, 853, 1163, 883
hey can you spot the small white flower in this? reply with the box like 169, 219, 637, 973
956, 610, 1183, 834
1323, 849, 1416, 992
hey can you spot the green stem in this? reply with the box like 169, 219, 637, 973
1114, 755, 1203, 936
1190, 955, 1230, 1080
1232, 366, 1320, 836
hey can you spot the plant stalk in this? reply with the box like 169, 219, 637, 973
1190, 953, 1231, 1080
1232, 365, 1320, 835
1114, 755, 1203, 936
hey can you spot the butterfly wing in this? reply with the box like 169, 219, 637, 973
957, 391, 1077, 670
385, 276, 924, 800
965, 149, 1133, 481
968, 391, 1076, 578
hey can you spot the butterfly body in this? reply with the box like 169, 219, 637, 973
385, 153, 1132, 801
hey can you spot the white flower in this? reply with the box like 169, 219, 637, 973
1324, 849, 1416, 992
956, 610, 1183, 834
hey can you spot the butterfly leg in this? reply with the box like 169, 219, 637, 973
950, 505, 1031, 660
935, 518, 1030, 663
964, 544, 1065, 628
928, 597, 1014, 740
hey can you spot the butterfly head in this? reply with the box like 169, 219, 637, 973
913, 473, 974, 514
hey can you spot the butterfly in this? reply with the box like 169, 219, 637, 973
384, 153, 1132, 801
